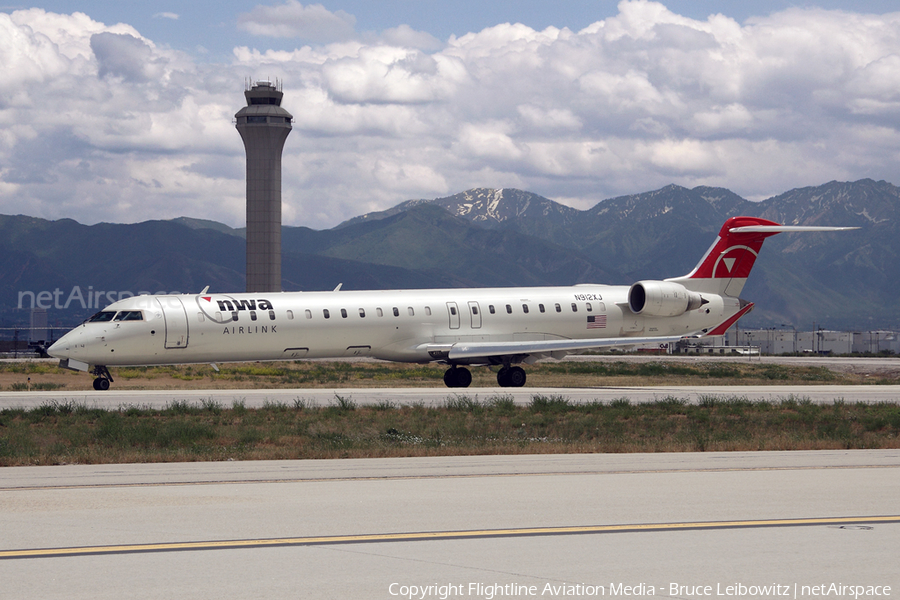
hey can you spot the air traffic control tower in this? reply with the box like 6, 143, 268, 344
235, 80, 292, 293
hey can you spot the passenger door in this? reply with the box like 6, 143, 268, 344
157, 297, 189, 349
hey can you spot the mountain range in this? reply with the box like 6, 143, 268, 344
3, 179, 896, 332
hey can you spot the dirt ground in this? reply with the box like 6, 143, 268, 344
1, 355, 898, 392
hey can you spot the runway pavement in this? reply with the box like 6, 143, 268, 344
1, 384, 899, 409
2, 451, 898, 599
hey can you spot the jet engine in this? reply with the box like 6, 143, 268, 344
628, 281, 706, 317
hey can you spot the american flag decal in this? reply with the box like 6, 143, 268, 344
587, 315, 607, 329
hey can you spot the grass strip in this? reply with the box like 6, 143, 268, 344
2, 395, 899, 466
5, 359, 899, 391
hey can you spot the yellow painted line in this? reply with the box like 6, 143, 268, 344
2, 515, 899, 560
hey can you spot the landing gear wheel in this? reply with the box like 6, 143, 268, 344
90, 365, 114, 391
497, 367, 511, 387
443, 366, 472, 388
506, 366, 526, 387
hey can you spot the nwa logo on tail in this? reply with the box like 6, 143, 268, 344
712, 245, 759, 279
197, 295, 275, 323
687, 217, 778, 281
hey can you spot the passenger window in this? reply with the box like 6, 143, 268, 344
571, 303, 578, 312
359, 308, 366, 318
522, 304, 529, 314
408, 307, 415, 316
302, 310, 309, 319
393, 307, 400, 317
215, 311, 223, 321
197, 313, 205, 323
231, 311, 239, 321
599, 302, 606, 311
323, 309, 330, 319
489, 305, 496, 314
555, 303, 561, 313
250, 311, 257, 321
425, 306, 432, 316
449, 306, 457, 316
586, 303, 593, 312
341, 309, 348, 318
472, 306, 479, 315
377, 308, 384, 317
506, 304, 512, 314
539, 304, 545, 313
269, 310, 275, 320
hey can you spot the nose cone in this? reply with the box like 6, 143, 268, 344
47, 337, 68, 359
47, 328, 94, 372
47, 328, 80, 360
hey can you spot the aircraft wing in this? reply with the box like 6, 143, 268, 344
425, 334, 689, 363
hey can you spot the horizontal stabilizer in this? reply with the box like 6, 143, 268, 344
730, 225, 859, 233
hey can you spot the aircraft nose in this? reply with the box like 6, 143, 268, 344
46, 329, 96, 372
47, 338, 66, 359
47, 330, 78, 360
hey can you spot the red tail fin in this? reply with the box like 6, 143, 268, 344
669, 217, 781, 297
669, 217, 857, 297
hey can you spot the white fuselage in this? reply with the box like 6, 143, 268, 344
48, 284, 737, 368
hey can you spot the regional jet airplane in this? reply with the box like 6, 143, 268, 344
47, 217, 854, 390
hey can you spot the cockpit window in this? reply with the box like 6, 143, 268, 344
114, 311, 144, 322
88, 311, 117, 322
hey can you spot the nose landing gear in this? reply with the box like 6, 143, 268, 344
91, 365, 114, 391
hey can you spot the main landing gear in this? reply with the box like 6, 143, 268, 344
91, 365, 114, 391
443, 366, 472, 388
441, 365, 527, 388
497, 366, 526, 388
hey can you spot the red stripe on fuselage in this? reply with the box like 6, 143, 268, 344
706, 302, 754, 336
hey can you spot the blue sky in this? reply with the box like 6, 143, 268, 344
2, 1, 900, 228
12, 1, 900, 60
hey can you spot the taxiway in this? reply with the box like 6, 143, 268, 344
1, 451, 898, 598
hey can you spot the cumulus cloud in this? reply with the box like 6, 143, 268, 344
237, 1, 356, 43
3, 2, 900, 229
380, 25, 443, 51
91, 32, 164, 82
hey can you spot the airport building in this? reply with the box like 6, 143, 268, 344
235, 80, 292, 293
29, 308, 48, 344
678, 329, 900, 355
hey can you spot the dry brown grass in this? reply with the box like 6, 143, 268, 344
3, 395, 899, 466
2, 357, 894, 391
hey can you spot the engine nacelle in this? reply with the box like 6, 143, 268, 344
628, 281, 705, 317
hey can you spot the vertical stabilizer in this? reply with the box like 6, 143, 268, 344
669, 217, 780, 297
668, 217, 856, 297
